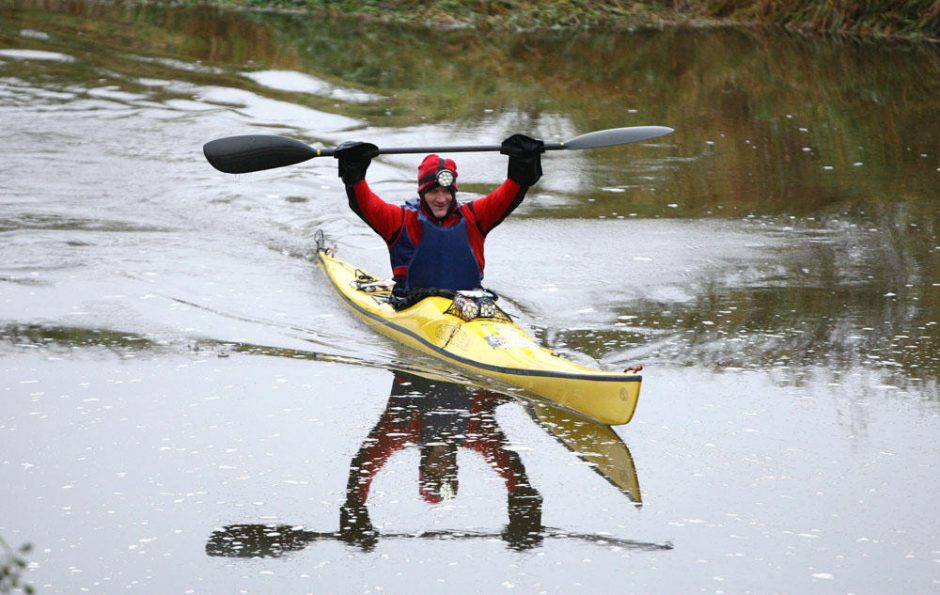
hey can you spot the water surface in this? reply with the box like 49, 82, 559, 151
1, 2, 939, 592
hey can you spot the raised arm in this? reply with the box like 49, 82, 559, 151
466, 134, 545, 234
335, 141, 405, 243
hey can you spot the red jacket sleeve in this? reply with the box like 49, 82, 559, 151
464, 390, 530, 494
465, 179, 528, 236
346, 407, 420, 504
346, 180, 405, 244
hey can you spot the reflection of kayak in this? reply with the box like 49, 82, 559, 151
316, 233, 642, 425
525, 402, 642, 505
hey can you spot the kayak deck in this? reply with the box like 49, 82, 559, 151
316, 245, 641, 425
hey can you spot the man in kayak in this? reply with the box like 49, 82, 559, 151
334, 134, 544, 298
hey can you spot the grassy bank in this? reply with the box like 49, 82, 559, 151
213, 0, 940, 42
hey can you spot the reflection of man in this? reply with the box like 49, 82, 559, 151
340, 372, 543, 550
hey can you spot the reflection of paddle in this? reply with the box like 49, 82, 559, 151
525, 401, 643, 506
203, 126, 673, 174
205, 523, 672, 557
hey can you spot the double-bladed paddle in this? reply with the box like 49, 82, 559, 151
203, 125, 673, 174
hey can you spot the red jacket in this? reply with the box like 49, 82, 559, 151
346, 179, 528, 280
345, 384, 528, 504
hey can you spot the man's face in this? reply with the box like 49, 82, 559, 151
424, 186, 454, 219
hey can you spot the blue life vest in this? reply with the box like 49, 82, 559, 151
390, 199, 482, 291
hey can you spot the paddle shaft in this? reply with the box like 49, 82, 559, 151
203, 126, 673, 174
313, 142, 564, 158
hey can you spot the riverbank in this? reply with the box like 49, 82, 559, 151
212, 0, 939, 43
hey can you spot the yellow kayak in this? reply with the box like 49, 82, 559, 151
315, 234, 642, 425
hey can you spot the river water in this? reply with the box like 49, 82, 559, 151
1, 2, 939, 593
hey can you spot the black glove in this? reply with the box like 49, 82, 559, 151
334, 141, 378, 186
504, 484, 544, 550
500, 134, 544, 186
339, 499, 377, 550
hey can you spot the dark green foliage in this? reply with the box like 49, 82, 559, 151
0, 536, 34, 595
211, 0, 940, 40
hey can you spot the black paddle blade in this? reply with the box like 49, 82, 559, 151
203, 135, 318, 174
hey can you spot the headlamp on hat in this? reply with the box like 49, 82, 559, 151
418, 154, 459, 196
435, 169, 456, 188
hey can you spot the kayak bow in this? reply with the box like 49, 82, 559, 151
316, 234, 642, 425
